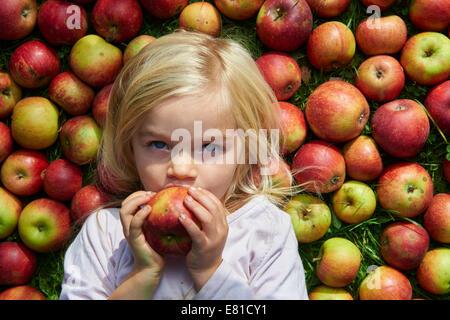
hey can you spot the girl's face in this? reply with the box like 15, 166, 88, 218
131, 94, 240, 203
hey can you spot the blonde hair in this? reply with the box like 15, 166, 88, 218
91, 29, 304, 216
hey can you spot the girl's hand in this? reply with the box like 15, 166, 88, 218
119, 190, 164, 275
179, 186, 229, 291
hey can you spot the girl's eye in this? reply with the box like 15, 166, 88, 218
149, 141, 169, 150
202, 143, 216, 153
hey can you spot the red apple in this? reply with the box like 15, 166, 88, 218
305, 0, 351, 18
409, 0, 450, 31
59, 115, 103, 165
92, 0, 143, 43
292, 140, 346, 194
71, 185, 112, 224
140, 0, 188, 19
70, 34, 123, 88
309, 285, 353, 300
0, 150, 49, 197
256, 0, 313, 52
359, 0, 396, 11
0, 242, 37, 285
252, 157, 292, 189
423, 193, 450, 243
11, 97, 60, 150
284, 194, 331, 243
0, 0, 37, 40
256, 52, 301, 101
305, 80, 369, 143
0, 187, 22, 239
359, 265, 412, 300
342, 135, 383, 181
92, 83, 113, 128
276, 102, 307, 155
18, 198, 71, 253
307, 21, 355, 71
416, 247, 450, 295
371, 99, 430, 158
355, 15, 407, 56
316, 237, 361, 287
0, 122, 13, 164
355, 55, 405, 103
42, 159, 83, 202
376, 162, 434, 218
400, 32, 450, 86
143, 186, 201, 255
123, 35, 156, 65
73, 0, 96, 3
38, 0, 88, 46
179, 2, 222, 37
424, 80, 450, 136
9, 40, 61, 89
380, 221, 430, 270
0, 72, 22, 119
49, 71, 95, 116
0, 285, 46, 300
215, 0, 263, 20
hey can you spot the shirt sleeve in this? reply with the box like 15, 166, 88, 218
59, 210, 118, 300
194, 207, 308, 300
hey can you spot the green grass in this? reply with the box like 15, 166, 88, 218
0, 0, 449, 300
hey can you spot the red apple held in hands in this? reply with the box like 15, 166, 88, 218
1, 150, 49, 197
71, 185, 113, 224
179, 2, 222, 37
140, 0, 189, 19
143, 186, 201, 255
70, 34, 123, 88
355, 55, 405, 103
423, 193, 450, 243
371, 99, 430, 158
42, 159, 83, 202
276, 102, 307, 155
292, 140, 346, 194
307, 21, 355, 71
0, 285, 46, 300
376, 162, 434, 218
38, 0, 88, 46
416, 248, 450, 295
11, 97, 60, 150
92, 83, 113, 128
256, 52, 301, 101
60, 116, 103, 165
0, 72, 22, 119
355, 15, 407, 56
359, 265, 412, 300
92, 0, 143, 43
359, 0, 396, 11
0, 242, 37, 285
305, 80, 369, 143
0, 122, 13, 164
380, 221, 430, 270
316, 237, 361, 287
123, 35, 156, 65
0, 187, 22, 239
284, 194, 331, 243
0, 0, 37, 40
424, 80, 450, 135
308, 285, 353, 300
400, 32, 450, 86
215, 0, 264, 20
409, 0, 450, 31
256, 0, 313, 52
305, 0, 351, 18
342, 135, 383, 181
18, 198, 72, 253
9, 40, 61, 89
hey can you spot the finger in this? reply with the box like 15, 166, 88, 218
187, 187, 220, 216
129, 204, 151, 241
178, 211, 206, 247
184, 196, 221, 236
120, 192, 154, 237
122, 190, 155, 208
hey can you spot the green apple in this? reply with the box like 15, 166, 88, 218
123, 35, 155, 65
332, 180, 376, 224
416, 248, 450, 295
284, 194, 331, 243
0, 187, 22, 239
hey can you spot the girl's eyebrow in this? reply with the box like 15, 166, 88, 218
137, 128, 168, 139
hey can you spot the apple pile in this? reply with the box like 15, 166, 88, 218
0, 0, 449, 300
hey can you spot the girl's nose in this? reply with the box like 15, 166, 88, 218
167, 153, 198, 179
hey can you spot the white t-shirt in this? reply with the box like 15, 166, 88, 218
59, 195, 309, 300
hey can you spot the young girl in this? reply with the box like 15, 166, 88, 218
59, 30, 308, 300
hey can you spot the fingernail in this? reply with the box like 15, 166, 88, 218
146, 191, 153, 196
185, 195, 193, 202
189, 186, 196, 191
179, 213, 186, 220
